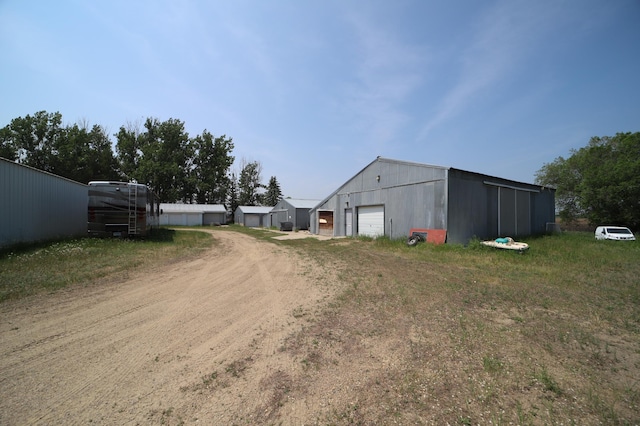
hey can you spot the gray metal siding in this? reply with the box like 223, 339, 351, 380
516, 191, 531, 235
442, 172, 487, 244
486, 186, 499, 238
310, 159, 448, 238
161, 213, 203, 226
0, 159, 87, 247
500, 188, 517, 236
234, 209, 243, 225
271, 200, 293, 230
269, 210, 288, 229
447, 168, 555, 244
531, 188, 556, 234
294, 208, 310, 230
235, 207, 271, 227
245, 214, 260, 227
311, 158, 555, 244
271, 199, 314, 230
203, 212, 225, 225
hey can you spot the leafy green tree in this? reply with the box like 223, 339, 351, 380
578, 134, 640, 229
2, 111, 63, 171
238, 160, 263, 206
263, 176, 282, 206
0, 126, 18, 160
115, 119, 239, 204
1, 111, 119, 182
535, 154, 584, 223
227, 172, 240, 216
536, 132, 640, 229
117, 118, 193, 202
192, 131, 234, 204
51, 123, 120, 183
4, 111, 240, 204
86, 124, 120, 181
115, 121, 142, 181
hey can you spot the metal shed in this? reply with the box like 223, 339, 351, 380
234, 206, 273, 227
269, 198, 320, 231
309, 157, 555, 244
159, 203, 227, 226
0, 158, 87, 247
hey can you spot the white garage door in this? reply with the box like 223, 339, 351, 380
185, 213, 202, 226
358, 205, 384, 237
245, 214, 261, 227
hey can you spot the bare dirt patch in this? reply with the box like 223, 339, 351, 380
0, 230, 342, 425
2, 230, 638, 424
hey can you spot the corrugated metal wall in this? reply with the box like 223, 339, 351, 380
270, 199, 314, 230
0, 158, 88, 247
269, 208, 289, 230
447, 168, 555, 244
234, 210, 269, 227
446, 170, 494, 243
160, 213, 203, 226
234, 209, 244, 225
311, 159, 448, 238
203, 212, 226, 225
270, 200, 291, 230
311, 158, 555, 244
294, 208, 311, 230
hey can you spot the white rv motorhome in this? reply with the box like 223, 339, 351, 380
88, 181, 159, 237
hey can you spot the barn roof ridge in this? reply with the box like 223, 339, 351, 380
236, 205, 273, 213
309, 156, 552, 212
310, 156, 447, 211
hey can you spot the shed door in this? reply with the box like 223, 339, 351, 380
358, 205, 384, 237
176, 214, 188, 226
245, 214, 260, 227
345, 209, 353, 236
498, 188, 531, 237
204, 213, 224, 225
186, 214, 202, 226
516, 191, 531, 235
499, 188, 516, 236
318, 210, 334, 236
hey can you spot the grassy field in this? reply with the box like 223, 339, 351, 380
1, 227, 638, 424
242, 228, 640, 424
0, 228, 213, 302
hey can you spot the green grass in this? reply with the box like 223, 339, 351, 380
0, 228, 213, 302
258, 230, 640, 424
2, 226, 639, 424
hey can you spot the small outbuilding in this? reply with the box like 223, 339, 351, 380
160, 203, 227, 226
234, 206, 273, 227
269, 198, 320, 231
309, 157, 555, 244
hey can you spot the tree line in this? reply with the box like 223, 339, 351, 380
0, 111, 283, 210
4, 111, 635, 229
535, 132, 640, 230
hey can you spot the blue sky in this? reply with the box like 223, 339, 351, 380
2, 1, 639, 199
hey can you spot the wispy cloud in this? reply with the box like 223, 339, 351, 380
341, 8, 427, 150
417, 1, 551, 141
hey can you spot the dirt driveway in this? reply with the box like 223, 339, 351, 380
0, 230, 340, 424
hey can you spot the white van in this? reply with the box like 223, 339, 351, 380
594, 226, 636, 241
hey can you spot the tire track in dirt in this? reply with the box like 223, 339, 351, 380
0, 229, 336, 425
